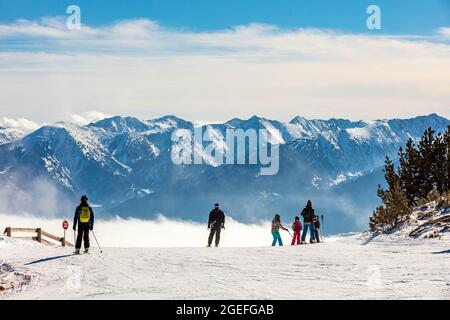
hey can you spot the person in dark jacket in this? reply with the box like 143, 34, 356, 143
300, 200, 316, 244
207, 203, 225, 247
73, 195, 95, 254
313, 214, 321, 243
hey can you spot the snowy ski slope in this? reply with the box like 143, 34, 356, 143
1, 233, 448, 299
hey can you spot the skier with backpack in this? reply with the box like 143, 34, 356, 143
271, 214, 289, 246
73, 195, 95, 254
207, 203, 225, 247
313, 214, 321, 243
300, 200, 316, 244
291, 216, 303, 245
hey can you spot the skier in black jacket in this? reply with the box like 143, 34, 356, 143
207, 203, 225, 247
300, 200, 316, 244
73, 195, 95, 254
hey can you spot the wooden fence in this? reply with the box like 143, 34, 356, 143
3, 227, 73, 247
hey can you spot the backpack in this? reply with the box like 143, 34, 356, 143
79, 206, 91, 223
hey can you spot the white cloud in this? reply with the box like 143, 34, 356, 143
437, 27, 450, 38
0, 16, 97, 39
0, 117, 39, 132
69, 111, 112, 125
0, 18, 449, 123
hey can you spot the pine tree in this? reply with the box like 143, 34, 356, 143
369, 126, 449, 232
369, 205, 385, 231
383, 157, 399, 189
369, 158, 410, 231
389, 180, 411, 226
369, 209, 380, 232
398, 139, 419, 204
433, 133, 447, 194
375, 181, 410, 229
417, 128, 436, 199
445, 126, 450, 201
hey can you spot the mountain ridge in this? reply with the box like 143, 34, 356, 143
0, 113, 448, 233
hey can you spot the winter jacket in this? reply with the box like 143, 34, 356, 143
73, 205, 94, 229
292, 220, 302, 232
301, 206, 315, 223
208, 208, 225, 229
313, 215, 320, 229
271, 219, 287, 232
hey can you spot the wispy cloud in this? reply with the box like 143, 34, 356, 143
0, 18, 449, 123
0, 16, 97, 39
437, 27, 450, 38
69, 111, 112, 126
0, 117, 39, 132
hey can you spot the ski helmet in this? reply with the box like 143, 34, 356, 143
81, 195, 88, 202
295, 216, 300, 220
275, 214, 280, 220
214, 203, 219, 208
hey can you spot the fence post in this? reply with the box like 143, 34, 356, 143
37, 228, 42, 243
63, 229, 66, 247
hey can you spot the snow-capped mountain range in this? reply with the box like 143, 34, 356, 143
0, 113, 448, 233
0, 127, 23, 145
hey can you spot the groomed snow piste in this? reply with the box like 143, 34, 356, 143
1, 232, 449, 300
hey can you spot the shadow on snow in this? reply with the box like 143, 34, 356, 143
25, 254, 77, 265
431, 249, 450, 254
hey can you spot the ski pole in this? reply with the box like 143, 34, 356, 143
285, 229, 293, 238
91, 230, 103, 253
321, 215, 325, 243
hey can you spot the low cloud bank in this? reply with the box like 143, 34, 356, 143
0, 213, 276, 247
0, 213, 343, 247
0, 175, 73, 219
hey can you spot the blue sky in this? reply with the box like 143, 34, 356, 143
0, 0, 449, 34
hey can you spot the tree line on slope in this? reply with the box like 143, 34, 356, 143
369, 126, 450, 232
